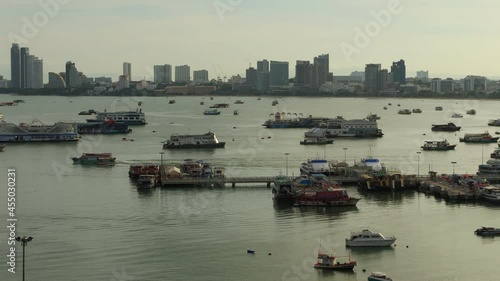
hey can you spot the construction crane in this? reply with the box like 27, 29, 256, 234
212, 65, 221, 82
218, 65, 226, 83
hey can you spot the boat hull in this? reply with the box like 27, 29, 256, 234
314, 262, 356, 270
421, 145, 456, 151
163, 143, 226, 149
295, 198, 359, 207
345, 238, 396, 247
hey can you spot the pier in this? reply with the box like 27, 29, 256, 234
415, 173, 482, 202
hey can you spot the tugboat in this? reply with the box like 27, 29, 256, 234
71, 153, 116, 166
313, 249, 356, 270
421, 140, 456, 151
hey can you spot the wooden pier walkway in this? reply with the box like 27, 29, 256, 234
416, 177, 482, 202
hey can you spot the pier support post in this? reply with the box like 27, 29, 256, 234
266, 182, 271, 187
232, 183, 235, 188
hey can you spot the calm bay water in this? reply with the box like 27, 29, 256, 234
1, 94, 500, 281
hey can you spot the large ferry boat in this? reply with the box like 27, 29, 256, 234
272, 175, 296, 202
263, 112, 330, 128
0, 120, 80, 142
477, 159, 500, 175
86, 109, 146, 125
71, 153, 116, 166
478, 186, 500, 203
300, 159, 334, 176
163, 132, 225, 149
77, 120, 131, 134
304, 119, 383, 138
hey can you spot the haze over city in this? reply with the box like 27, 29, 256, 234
1, 0, 500, 80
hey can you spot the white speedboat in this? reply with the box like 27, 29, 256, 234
345, 229, 396, 247
368, 272, 393, 281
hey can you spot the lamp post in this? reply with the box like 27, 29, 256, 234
451, 161, 457, 175
284, 153, 290, 177
15, 236, 33, 281
416, 152, 421, 178
343, 148, 348, 177
159, 152, 164, 167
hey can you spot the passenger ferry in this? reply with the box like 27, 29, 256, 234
488, 119, 500, 126
163, 132, 225, 149
431, 122, 461, 132
304, 119, 383, 138
263, 112, 330, 128
86, 109, 146, 125
77, 120, 131, 134
71, 153, 116, 166
0, 120, 80, 142
459, 132, 499, 143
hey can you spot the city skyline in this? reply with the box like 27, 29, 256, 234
1, 0, 500, 80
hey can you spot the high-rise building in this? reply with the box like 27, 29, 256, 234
430, 78, 441, 93
193, 70, 209, 84
65, 61, 81, 88
20, 47, 30, 88
123, 62, 132, 81
391, 59, 406, 84
116, 75, 129, 90
270, 61, 289, 86
31, 58, 43, 89
256, 71, 270, 92
350, 71, 365, 82
441, 78, 454, 93
246, 67, 257, 87
26, 55, 34, 88
10, 43, 20, 88
175, 65, 190, 83
364, 64, 381, 92
315, 54, 329, 73
295, 60, 311, 86
154, 64, 172, 84
257, 60, 269, 73
379, 69, 389, 90
311, 54, 329, 88
47, 72, 66, 88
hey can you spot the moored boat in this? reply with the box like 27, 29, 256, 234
398, 109, 411, 115
78, 109, 97, 115
466, 109, 476, 115
87, 109, 146, 125
233, 110, 239, 115
412, 108, 422, 113
0, 120, 80, 142
163, 132, 225, 149
294, 186, 360, 207
368, 272, 393, 281
366, 113, 380, 121
435, 106, 443, 111
490, 148, 500, 159
136, 175, 157, 189
313, 250, 356, 270
71, 153, 116, 166
129, 163, 159, 180
203, 109, 221, 115
299, 138, 334, 145
169, 100, 176, 104
272, 175, 296, 203
459, 132, 499, 143
451, 113, 463, 118
345, 229, 396, 247
209, 103, 229, 108
234, 100, 244, 104
431, 122, 461, 132
478, 186, 500, 203
77, 120, 131, 134
474, 226, 500, 236
421, 140, 456, 151
488, 119, 500, 126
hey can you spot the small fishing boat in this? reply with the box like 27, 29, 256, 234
136, 175, 157, 189
435, 106, 443, 111
421, 139, 456, 151
169, 100, 176, 104
234, 100, 244, 104
412, 108, 422, 113
466, 109, 476, 115
138, 101, 143, 106
313, 250, 356, 271
233, 110, 239, 115
398, 109, 411, 115
451, 113, 463, 118
368, 272, 393, 281
345, 229, 396, 247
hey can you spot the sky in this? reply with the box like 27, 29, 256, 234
1, 0, 500, 81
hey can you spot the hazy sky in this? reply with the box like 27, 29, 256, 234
1, 0, 499, 81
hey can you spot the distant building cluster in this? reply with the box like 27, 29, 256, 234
0, 43, 496, 96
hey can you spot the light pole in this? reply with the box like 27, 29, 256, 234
416, 152, 421, 178
284, 153, 290, 177
343, 148, 348, 163
159, 152, 164, 167
15, 236, 33, 281
451, 161, 457, 175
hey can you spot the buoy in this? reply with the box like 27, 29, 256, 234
268, 253, 272, 256
130, 139, 134, 142
233, 127, 236, 129
406, 245, 409, 248
232, 138, 235, 141
362, 269, 366, 272
152, 130, 156, 133
247, 250, 255, 254
267, 136, 271, 139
